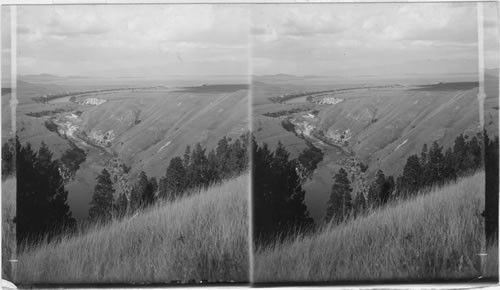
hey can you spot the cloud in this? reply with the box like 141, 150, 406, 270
16, 5, 249, 77
251, 3, 485, 76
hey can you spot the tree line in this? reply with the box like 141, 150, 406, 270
252, 138, 324, 245
324, 132, 491, 225
2, 133, 249, 245
253, 130, 498, 246
87, 134, 250, 223
2, 137, 77, 246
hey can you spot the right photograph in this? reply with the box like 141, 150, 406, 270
251, 2, 499, 284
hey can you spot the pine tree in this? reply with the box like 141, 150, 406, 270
325, 168, 352, 224
163, 157, 186, 200
190, 143, 209, 187
465, 136, 482, 171
253, 139, 313, 244
88, 168, 115, 223
216, 136, 230, 177
17, 140, 76, 244
453, 134, 467, 173
443, 147, 457, 181
142, 176, 157, 207
183, 145, 191, 168
2, 137, 15, 178
484, 131, 499, 244
428, 141, 445, 185
399, 155, 422, 196
207, 149, 221, 183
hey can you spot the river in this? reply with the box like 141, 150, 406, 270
300, 133, 347, 222
48, 97, 113, 221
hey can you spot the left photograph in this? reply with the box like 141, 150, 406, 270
2, 5, 250, 284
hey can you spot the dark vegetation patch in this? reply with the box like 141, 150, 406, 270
269, 90, 334, 104
1, 87, 12, 96
32, 87, 140, 103
60, 142, 87, 178
263, 107, 309, 118
412, 82, 478, 92
174, 84, 248, 94
281, 119, 296, 133
297, 141, 324, 180
268, 85, 404, 104
26, 107, 73, 117
2, 132, 250, 246
44, 118, 59, 133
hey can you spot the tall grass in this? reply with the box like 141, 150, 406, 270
15, 175, 249, 284
2, 178, 16, 281
254, 172, 495, 283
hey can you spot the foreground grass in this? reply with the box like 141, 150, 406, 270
2, 178, 16, 281
254, 172, 496, 283
16, 175, 249, 284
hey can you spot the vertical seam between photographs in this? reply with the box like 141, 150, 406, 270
247, 7, 254, 284
497, 0, 500, 267
10, 6, 16, 136
9, 4, 17, 282
476, 1, 487, 278
0, 5, 3, 284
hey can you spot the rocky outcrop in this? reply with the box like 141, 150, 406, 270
325, 128, 352, 146
75, 98, 107, 106
313, 97, 343, 105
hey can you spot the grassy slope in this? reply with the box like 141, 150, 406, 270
15, 175, 249, 284
254, 172, 498, 283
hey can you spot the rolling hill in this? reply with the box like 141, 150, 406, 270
254, 172, 497, 283
252, 72, 497, 221
15, 175, 249, 284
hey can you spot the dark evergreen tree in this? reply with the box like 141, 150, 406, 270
216, 136, 230, 177
398, 154, 422, 196
142, 176, 157, 207
297, 142, 324, 181
183, 145, 191, 168
443, 147, 457, 181
17, 140, 76, 245
207, 149, 221, 183
2, 137, 15, 178
190, 143, 209, 187
484, 131, 498, 244
381, 175, 395, 204
162, 157, 186, 200
465, 135, 482, 171
88, 169, 115, 223
253, 139, 313, 245
453, 134, 467, 173
428, 141, 445, 185
325, 168, 352, 223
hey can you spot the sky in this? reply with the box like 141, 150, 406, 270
15, 4, 249, 78
252, 3, 499, 77
7, 3, 500, 79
